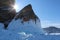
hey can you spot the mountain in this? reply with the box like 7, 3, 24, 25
43, 26, 60, 33
8, 4, 44, 34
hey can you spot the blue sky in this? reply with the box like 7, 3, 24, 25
15, 0, 60, 28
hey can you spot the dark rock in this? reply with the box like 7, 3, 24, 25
0, 0, 16, 29
15, 4, 39, 23
0, 9, 16, 29
0, 0, 15, 7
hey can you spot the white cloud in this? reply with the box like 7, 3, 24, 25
41, 20, 60, 28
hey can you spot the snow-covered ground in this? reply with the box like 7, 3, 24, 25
0, 19, 60, 40
0, 18, 43, 40
45, 33, 60, 35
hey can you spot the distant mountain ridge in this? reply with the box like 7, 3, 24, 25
43, 26, 60, 33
